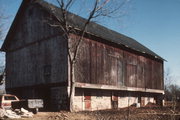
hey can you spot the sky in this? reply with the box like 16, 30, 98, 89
0, 0, 180, 85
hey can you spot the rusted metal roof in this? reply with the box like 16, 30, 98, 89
1, 0, 164, 61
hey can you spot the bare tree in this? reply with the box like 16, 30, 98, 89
48, 0, 129, 111
0, 9, 6, 93
164, 68, 173, 101
164, 68, 177, 101
164, 68, 180, 120
0, 10, 6, 40
164, 68, 173, 88
0, 12, 3, 40
0, 9, 6, 79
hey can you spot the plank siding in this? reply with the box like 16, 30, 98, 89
7, 4, 60, 51
137, 56, 145, 88
71, 35, 163, 90
6, 4, 68, 88
90, 41, 97, 84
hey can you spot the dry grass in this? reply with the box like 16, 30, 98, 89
19, 105, 180, 120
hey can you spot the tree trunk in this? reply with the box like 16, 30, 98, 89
69, 61, 75, 112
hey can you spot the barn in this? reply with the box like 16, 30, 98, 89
1, 0, 164, 111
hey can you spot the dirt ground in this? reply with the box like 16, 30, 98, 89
17, 105, 180, 120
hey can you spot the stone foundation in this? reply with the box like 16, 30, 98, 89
7, 87, 161, 112
73, 88, 158, 111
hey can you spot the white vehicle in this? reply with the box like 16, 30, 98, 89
0, 94, 19, 109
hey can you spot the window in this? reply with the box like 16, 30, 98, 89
4, 96, 17, 100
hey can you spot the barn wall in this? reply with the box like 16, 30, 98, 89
70, 34, 163, 90
50, 87, 69, 111
6, 4, 68, 88
6, 35, 67, 88
7, 3, 60, 51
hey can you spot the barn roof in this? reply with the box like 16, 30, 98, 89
1, 0, 164, 61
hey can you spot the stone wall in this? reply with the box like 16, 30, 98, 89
118, 97, 138, 108
73, 89, 157, 111
91, 91, 111, 111
74, 89, 112, 111
73, 88, 84, 111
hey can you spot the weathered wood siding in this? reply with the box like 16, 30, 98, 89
71, 35, 163, 90
6, 4, 68, 88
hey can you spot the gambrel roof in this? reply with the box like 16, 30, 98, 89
1, 0, 164, 61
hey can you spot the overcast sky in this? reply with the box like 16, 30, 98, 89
0, 0, 180, 85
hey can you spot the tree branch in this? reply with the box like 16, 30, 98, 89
72, 0, 99, 61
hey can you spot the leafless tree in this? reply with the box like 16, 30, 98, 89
164, 68, 180, 120
164, 68, 173, 89
0, 10, 5, 93
164, 68, 177, 101
48, 0, 130, 111
0, 12, 3, 40
0, 10, 5, 70
164, 68, 173, 102
168, 84, 180, 120
0, 10, 7, 40
0, 7, 7, 89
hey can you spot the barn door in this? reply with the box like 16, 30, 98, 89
112, 92, 118, 109
84, 91, 91, 110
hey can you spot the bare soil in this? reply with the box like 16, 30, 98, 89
17, 105, 180, 120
